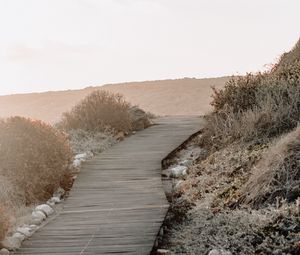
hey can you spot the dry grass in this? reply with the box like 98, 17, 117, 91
58, 90, 132, 133
0, 117, 73, 204
276, 36, 300, 69
161, 38, 300, 255
0, 206, 9, 243
240, 126, 300, 207
67, 129, 117, 155
204, 59, 300, 149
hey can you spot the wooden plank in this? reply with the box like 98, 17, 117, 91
14, 116, 202, 255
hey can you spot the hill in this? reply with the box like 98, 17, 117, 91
0, 77, 229, 123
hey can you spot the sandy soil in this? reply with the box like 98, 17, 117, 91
0, 77, 228, 124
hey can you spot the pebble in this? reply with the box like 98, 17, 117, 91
16, 227, 32, 237
208, 249, 232, 255
31, 210, 46, 225
53, 187, 65, 199
157, 249, 171, 255
0, 248, 9, 254
2, 234, 23, 250
35, 204, 54, 216
170, 165, 188, 178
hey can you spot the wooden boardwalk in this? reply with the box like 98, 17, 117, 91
15, 116, 202, 255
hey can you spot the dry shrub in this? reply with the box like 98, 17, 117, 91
239, 126, 300, 207
276, 37, 300, 69
0, 176, 25, 211
205, 60, 300, 148
208, 38, 300, 148
0, 206, 9, 243
0, 117, 73, 204
58, 90, 132, 133
211, 73, 265, 113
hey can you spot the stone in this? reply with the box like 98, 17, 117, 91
128, 106, 151, 131
16, 227, 32, 237
0, 248, 9, 254
208, 250, 221, 255
170, 165, 188, 178
73, 158, 82, 168
12, 233, 26, 242
157, 249, 171, 255
179, 159, 193, 167
50, 196, 61, 204
53, 187, 65, 199
208, 249, 232, 255
31, 210, 46, 225
35, 204, 54, 216
74, 153, 88, 160
47, 201, 55, 207
2, 233, 25, 250
29, 225, 38, 230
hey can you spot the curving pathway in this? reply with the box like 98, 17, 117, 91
15, 116, 202, 255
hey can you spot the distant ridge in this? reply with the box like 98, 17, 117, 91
0, 77, 229, 124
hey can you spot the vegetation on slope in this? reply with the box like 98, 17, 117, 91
162, 38, 300, 255
0, 117, 73, 242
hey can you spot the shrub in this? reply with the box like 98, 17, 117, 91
58, 90, 132, 133
206, 60, 300, 147
0, 117, 73, 204
211, 73, 266, 113
0, 206, 9, 243
276, 37, 300, 69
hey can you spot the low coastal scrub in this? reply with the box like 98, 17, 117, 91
0, 207, 9, 243
161, 38, 300, 254
0, 117, 73, 243
206, 62, 300, 147
0, 117, 73, 204
58, 90, 151, 135
58, 90, 133, 133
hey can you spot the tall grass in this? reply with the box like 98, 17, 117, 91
240, 126, 300, 207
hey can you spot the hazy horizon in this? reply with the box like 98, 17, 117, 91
1, 0, 300, 96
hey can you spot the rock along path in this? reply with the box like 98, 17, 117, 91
14, 116, 202, 255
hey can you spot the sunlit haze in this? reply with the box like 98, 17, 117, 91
0, 0, 299, 95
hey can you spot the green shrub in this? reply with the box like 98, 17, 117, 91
0, 117, 73, 204
58, 90, 132, 133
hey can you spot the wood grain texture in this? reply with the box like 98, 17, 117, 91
14, 116, 202, 255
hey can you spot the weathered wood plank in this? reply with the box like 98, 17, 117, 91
14, 116, 202, 255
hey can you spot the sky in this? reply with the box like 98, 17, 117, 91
0, 0, 299, 95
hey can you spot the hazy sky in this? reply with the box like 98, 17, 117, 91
0, 0, 299, 95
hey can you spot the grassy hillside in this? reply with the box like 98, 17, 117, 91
160, 38, 300, 255
0, 77, 228, 123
